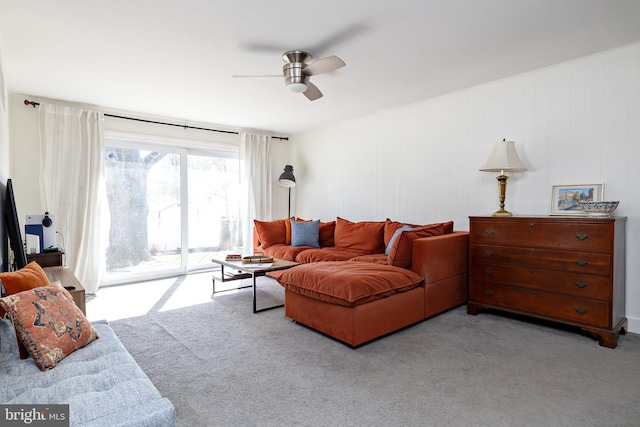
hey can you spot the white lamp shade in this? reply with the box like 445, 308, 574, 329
479, 139, 527, 172
279, 178, 295, 187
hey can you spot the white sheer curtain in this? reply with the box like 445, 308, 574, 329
39, 104, 107, 294
239, 132, 271, 255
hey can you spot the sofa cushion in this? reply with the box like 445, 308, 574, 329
0, 261, 51, 295
284, 217, 294, 245
277, 261, 424, 307
295, 247, 372, 263
334, 217, 385, 253
0, 318, 175, 426
291, 219, 320, 247
0, 284, 99, 371
388, 224, 445, 268
384, 219, 454, 251
385, 225, 415, 255
254, 219, 287, 249
319, 220, 336, 247
348, 254, 389, 265
261, 244, 314, 262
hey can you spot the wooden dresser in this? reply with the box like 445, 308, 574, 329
468, 215, 626, 348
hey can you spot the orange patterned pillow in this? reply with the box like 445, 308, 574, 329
0, 284, 99, 371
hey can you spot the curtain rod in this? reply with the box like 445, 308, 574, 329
24, 99, 289, 141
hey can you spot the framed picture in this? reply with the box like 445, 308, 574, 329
550, 184, 604, 215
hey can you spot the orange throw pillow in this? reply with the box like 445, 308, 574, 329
384, 219, 454, 251
254, 219, 287, 249
284, 218, 293, 245
0, 261, 50, 295
388, 224, 445, 268
334, 217, 385, 253
319, 221, 336, 247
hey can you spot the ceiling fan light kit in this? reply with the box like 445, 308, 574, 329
234, 49, 345, 101
287, 82, 308, 93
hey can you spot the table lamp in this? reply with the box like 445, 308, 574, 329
479, 139, 527, 216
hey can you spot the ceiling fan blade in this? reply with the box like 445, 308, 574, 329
232, 74, 282, 78
303, 56, 346, 76
303, 82, 323, 101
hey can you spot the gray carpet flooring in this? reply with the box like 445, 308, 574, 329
109, 277, 640, 427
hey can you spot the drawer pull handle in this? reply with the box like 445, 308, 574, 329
484, 290, 494, 297
485, 250, 494, 257
575, 281, 588, 289
484, 268, 494, 276
575, 307, 587, 315
576, 259, 588, 266
576, 233, 589, 241
529, 223, 534, 228
485, 229, 494, 236
530, 248, 535, 254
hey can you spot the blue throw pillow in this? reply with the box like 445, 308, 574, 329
290, 220, 320, 247
385, 225, 415, 255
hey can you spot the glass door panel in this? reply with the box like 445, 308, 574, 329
187, 154, 242, 270
104, 146, 182, 280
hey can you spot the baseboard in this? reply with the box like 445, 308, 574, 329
626, 315, 640, 334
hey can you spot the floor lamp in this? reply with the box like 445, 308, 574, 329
278, 165, 296, 218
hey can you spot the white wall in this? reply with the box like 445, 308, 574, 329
291, 42, 640, 333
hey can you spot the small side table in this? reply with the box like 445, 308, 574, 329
43, 266, 86, 315
27, 251, 64, 267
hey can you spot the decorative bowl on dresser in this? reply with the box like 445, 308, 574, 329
467, 215, 626, 348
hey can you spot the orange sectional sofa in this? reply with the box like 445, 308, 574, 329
253, 217, 469, 347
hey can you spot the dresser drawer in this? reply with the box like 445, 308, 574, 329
470, 262, 611, 300
470, 220, 612, 252
470, 244, 611, 276
469, 281, 610, 329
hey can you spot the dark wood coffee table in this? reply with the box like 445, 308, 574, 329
211, 257, 298, 313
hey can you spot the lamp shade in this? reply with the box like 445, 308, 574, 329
278, 165, 296, 187
479, 139, 527, 173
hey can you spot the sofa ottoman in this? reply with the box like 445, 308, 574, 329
277, 261, 426, 347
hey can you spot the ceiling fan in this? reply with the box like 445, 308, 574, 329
233, 50, 346, 101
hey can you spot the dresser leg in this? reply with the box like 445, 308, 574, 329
466, 302, 480, 315
581, 328, 618, 349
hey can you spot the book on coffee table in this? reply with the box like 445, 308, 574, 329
241, 255, 274, 264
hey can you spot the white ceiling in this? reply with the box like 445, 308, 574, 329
2, 1, 640, 135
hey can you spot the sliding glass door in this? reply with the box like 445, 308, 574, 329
103, 139, 241, 284
187, 153, 242, 269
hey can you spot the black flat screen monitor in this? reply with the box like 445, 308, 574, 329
5, 179, 27, 270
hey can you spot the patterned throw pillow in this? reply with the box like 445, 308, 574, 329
0, 284, 99, 371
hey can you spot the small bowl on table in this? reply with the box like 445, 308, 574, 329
578, 201, 619, 218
